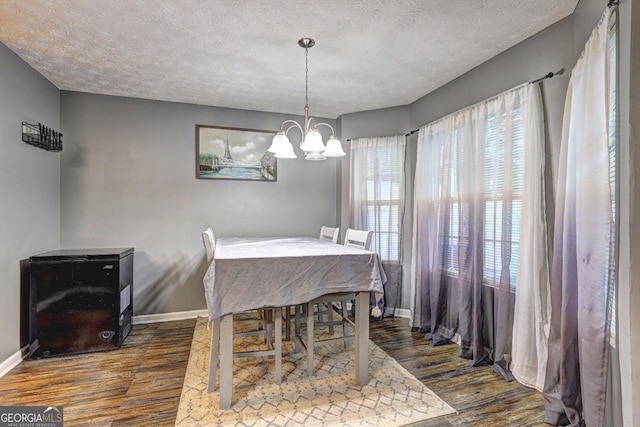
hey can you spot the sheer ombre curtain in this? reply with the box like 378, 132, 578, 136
543, 7, 616, 426
411, 83, 548, 380
350, 135, 406, 315
511, 83, 551, 391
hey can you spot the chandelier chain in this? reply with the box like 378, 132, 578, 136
268, 37, 345, 160
304, 46, 309, 107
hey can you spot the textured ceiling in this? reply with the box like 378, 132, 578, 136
0, 0, 577, 119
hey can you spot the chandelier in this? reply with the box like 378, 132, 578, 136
268, 38, 345, 161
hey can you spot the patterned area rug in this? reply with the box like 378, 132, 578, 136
176, 316, 456, 426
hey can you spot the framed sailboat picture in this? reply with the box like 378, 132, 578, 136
196, 125, 277, 181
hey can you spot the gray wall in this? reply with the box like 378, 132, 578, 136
60, 92, 338, 315
0, 43, 60, 363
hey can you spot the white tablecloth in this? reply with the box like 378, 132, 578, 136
203, 237, 385, 321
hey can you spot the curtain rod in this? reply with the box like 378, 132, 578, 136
404, 69, 562, 137
530, 68, 565, 84
348, 69, 564, 140
346, 133, 410, 142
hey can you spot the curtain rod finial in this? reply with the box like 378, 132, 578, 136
531, 68, 564, 84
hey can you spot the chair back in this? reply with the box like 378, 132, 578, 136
206, 227, 216, 250
319, 226, 340, 243
201, 227, 215, 263
344, 228, 373, 251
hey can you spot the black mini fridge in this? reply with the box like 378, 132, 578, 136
28, 248, 134, 358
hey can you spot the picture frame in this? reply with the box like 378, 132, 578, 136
196, 125, 277, 181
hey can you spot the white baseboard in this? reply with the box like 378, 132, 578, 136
0, 349, 23, 379
391, 308, 411, 319
133, 309, 208, 325
344, 303, 411, 320
452, 333, 462, 345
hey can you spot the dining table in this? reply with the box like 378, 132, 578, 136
203, 236, 386, 409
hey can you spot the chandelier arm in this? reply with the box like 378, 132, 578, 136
305, 117, 315, 133
280, 120, 304, 135
314, 122, 336, 136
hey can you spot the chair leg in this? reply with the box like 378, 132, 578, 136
258, 309, 264, 330
294, 304, 300, 353
265, 309, 273, 349
274, 307, 282, 384
208, 318, 220, 392
307, 302, 314, 376
326, 303, 335, 335
341, 301, 350, 348
284, 306, 291, 341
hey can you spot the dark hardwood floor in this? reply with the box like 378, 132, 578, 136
368, 318, 546, 427
0, 317, 546, 426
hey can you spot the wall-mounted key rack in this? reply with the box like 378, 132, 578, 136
22, 121, 63, 152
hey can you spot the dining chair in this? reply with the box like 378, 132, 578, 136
344, 228, 373, 251
201, 229, 282, 391
202, 227, 215, 263
284, 225, 340, 340
319, 225, 340, 243
344, 228, 375, 318
291, 226, 340, 337
295, 228, 374, 376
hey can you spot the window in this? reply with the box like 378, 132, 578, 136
350, 136, 405, 262
483, 106, 524, 288
440, 128, 461, 275
436, 105, 524, 290
363, 144, 403, 261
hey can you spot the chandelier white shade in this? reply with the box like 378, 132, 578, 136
268, 38, 346, 161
